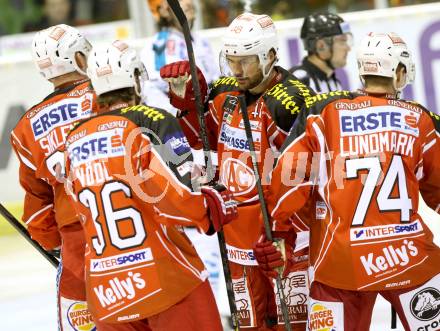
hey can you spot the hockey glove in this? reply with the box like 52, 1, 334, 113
160, 60, 208, 115
253, 228, 296, 278
201, 184, 238, 235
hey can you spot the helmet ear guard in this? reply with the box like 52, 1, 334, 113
87, 40, 148, 96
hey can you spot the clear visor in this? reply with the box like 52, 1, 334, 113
333, 33, 354, 48
138, 61, 149, 82
219, 51, 261, 77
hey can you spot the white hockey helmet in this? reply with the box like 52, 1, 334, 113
87, 40, 148, 96
357, 32, 415, 91
32, 24, 92, 80
221, 13, 279, 77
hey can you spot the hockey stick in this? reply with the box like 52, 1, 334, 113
165, 1, 240, 329
238, 95, 292, 331
391, 306, 397, 329
0, 203, 59, 268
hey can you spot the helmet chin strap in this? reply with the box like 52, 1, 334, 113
393, 71, 408, 99
248, 54, 277, 93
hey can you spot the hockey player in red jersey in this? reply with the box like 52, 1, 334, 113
63, 40, 237, 331
160, 12, 314, 330
253, 32, 440, 331
10, 24, 97, 330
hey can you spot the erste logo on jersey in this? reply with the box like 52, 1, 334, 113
220, 158, 255, 196
90, 248, 153, 272
68, 128, 125, 167
67, 301, 95, 331
219, 123, 261, 152
339, 106, 420, 137
31, 95, 93, 139
350, 220, 422, 242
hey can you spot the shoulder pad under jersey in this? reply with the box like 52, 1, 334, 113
119, 104, 192, 156
305, 90, 354, 116
262, 67, 315, 132
209, 76, 240, 99
288, 91, 357, 141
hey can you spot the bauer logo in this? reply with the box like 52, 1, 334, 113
67, 302, 95, 331
68, 128, 125, 166
410, 287, 440, 321
309, 303, 337, 331
90, 248, 153, 272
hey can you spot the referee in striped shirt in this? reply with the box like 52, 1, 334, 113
290, 13, 352, 93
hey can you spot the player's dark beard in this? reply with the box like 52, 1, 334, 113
237, 70, 264, 92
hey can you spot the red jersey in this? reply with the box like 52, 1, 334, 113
10, 80, 97, 249
64, 105, 212, 323
267, 91, 440, 291
179, 67, 314, 265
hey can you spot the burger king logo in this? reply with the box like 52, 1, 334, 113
309, 303, 336, 331
67, 302, 96, 331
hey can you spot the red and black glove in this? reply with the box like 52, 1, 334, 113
253, 228, 297, 278
160, 60, 208, 115
201, 184, 238, 235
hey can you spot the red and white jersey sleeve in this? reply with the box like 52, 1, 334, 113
418, 110, 440, 213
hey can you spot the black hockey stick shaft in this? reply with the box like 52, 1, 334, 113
166, 0, 214, 181
391, 306, 397, 329
238, 95, 292, 331
165, 1, 239, 329
0, 203, 59, 268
